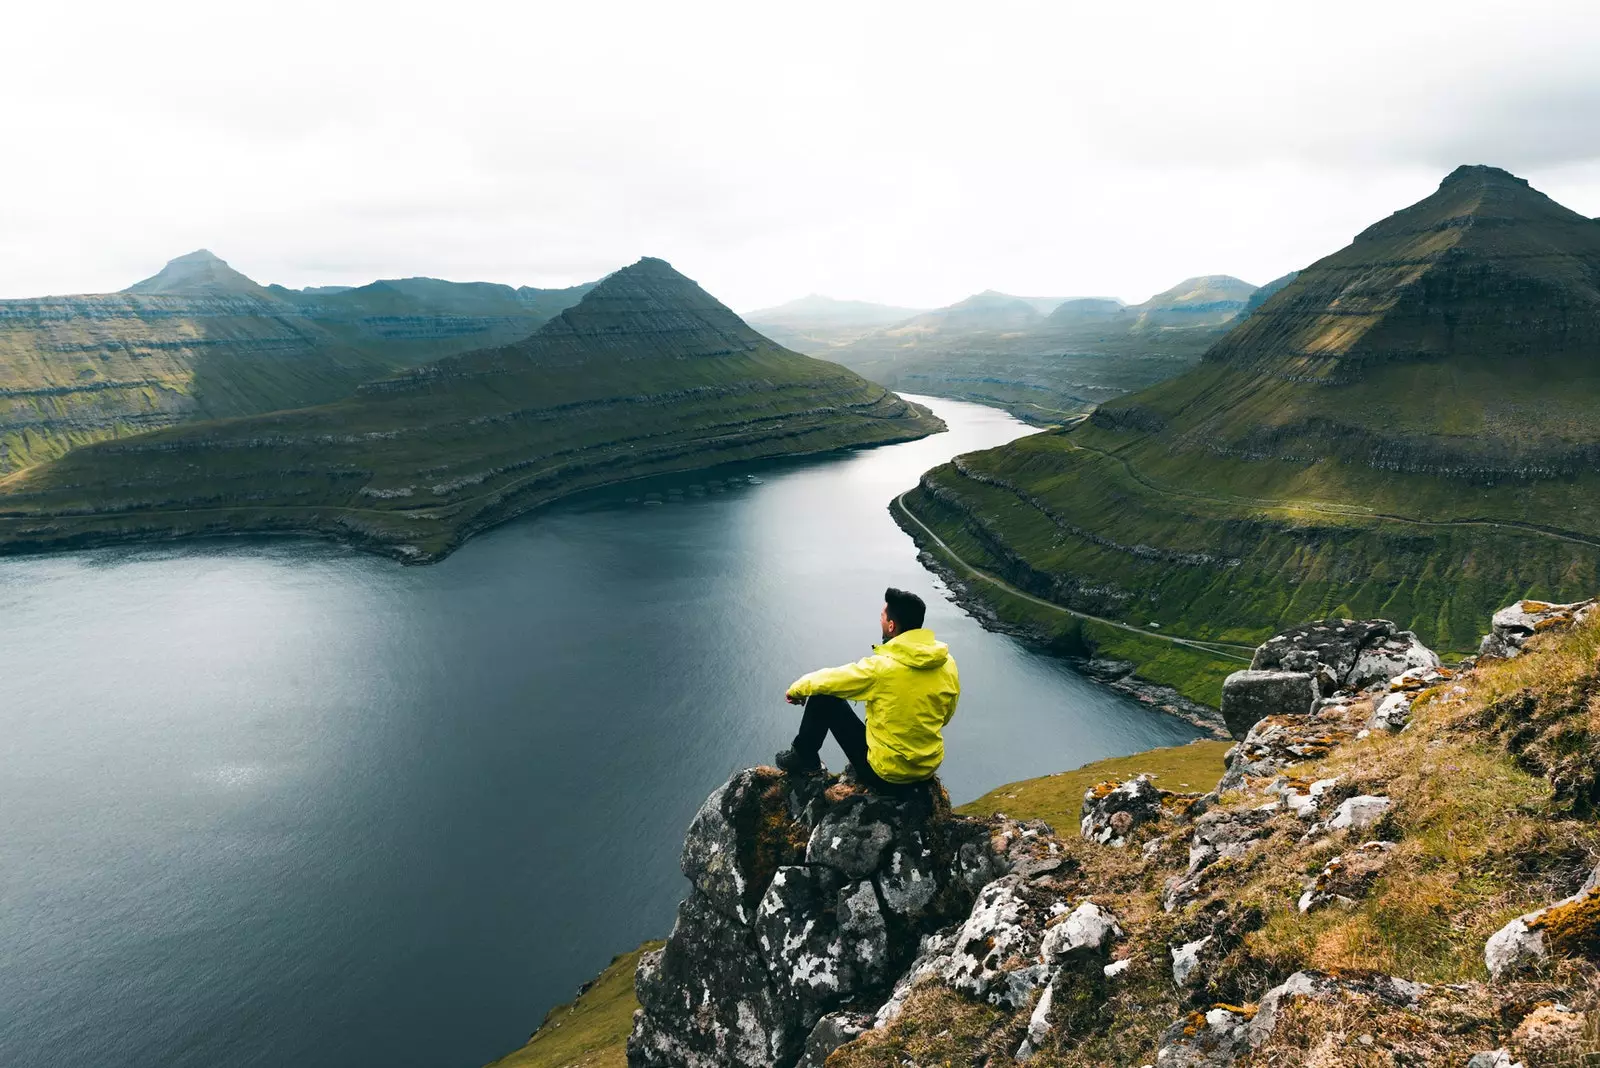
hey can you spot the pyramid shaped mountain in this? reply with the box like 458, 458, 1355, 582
1106, 165, 1600, 470
522, 257, 767, 359
898, 165, 1600, 679
0, 256, 940, 563
1206, 165, 1600, 377
125, 249, 278, 299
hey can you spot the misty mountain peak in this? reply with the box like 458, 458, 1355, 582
125, 250, 274, 298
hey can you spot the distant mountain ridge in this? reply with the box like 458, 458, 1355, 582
787, 276, 1261, 424
0, 258, 942, 563
0, 251, 595, 473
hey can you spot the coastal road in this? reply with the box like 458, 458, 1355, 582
892, 491, 1254, 664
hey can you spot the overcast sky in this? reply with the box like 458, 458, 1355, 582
4, 0, 1598, 310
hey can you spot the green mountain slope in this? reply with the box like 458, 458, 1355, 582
900, 166, 1600, 705
0, 251, 592, 473
816, 278, 1254, 425
0, 258, 942, 563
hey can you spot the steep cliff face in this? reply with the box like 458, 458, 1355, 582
0, 251, 592, 473
623, 604, 1600, 1068
0, 258, 942, 562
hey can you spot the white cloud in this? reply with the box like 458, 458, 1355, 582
3, 0, 1597, 309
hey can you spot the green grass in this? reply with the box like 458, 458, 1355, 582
956, 738, 1232, 829
486, 943, 660, 1068
0, 262, 942, 562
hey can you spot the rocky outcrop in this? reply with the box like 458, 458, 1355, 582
1479, 599, 1597, 660
1218, 670, 1317, 740
623, 599, 1600, 1068
629, 767, 1013, 1068
1485, 859, 1600, 979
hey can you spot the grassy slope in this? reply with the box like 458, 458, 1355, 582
957, 739, 1233, 829
0, 262, 942, 562
834, 614, 1600, 1066
905, 168, 1600, 685
0, 275, 590, 474
487, 944, 662, 1068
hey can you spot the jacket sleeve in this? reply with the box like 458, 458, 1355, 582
942, 661, 961, 725
787, 656, 882, 700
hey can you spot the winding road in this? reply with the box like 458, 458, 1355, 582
892, 491, 1255, 663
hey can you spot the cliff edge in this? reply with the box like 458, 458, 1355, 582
614, 599, 1600, 1067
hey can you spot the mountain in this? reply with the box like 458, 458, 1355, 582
1125, 273, 1256, 329
819, 279, 1254, 424
0, 252, 593, 473
1240, 270, 1298, 316
746, 294, 928, 354
1043, 297, 1127, 325
0, 258, 942, 562
126, 248, 278, 298
897, 165, 1600, 707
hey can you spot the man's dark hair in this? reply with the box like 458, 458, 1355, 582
884, 587, 926, 631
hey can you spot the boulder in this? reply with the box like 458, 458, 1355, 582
632, 768, 1009, 1068
1246, 617, 1440, 696
1251, 619, 1398, 682
1164, 808, 1272, 911
631, 891, 798, 1067
1219, 670, 1318, 740
1081, 774, 1166, 845
1347, 630, 1439, 690
1368, 692, 1412, 732
1480, 598, 1598, 660
754, 867, 888, 1023
680, 767, 806, 923
1483, 860, 1600, 980
1329, 795, 1391, 833
793, 1011, 872, 1068
941, 874, 1050, 1008
1039, 901, 1122, 966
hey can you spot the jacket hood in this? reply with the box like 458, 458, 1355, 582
875, 628, 949, 669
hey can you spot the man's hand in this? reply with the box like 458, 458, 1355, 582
785, 691, 805, 706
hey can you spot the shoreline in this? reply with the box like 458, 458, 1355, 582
0, 410, 944, 569
890, 498, 1230, 738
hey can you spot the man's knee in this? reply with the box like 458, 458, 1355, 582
805, 693, 852, 715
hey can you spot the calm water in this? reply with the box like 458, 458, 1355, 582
0, 396, 1199, 1068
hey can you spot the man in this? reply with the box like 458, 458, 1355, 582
775, 587, 960, 790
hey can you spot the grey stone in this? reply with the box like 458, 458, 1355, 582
1368, 692, 1412, 732
794, 1011, 872, 1068
1480, 598, 1598, 660
1465, 1051, 1524, 1068
1347, 631, 1440, 690
1081, 774, 1165, 846
806, 802, 895, 879
630, 890, 797, 1068
754, 867, 888, 1027
1039, 901, 1122, 967
1329, 795, 1391, 833
942, 875, 1049, 1009
1171, 935, 1212, 986
1220, 670, 1318, 740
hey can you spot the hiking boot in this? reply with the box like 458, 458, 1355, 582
774, 747, 823, 775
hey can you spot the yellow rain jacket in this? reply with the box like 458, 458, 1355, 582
786, 628, 960, 783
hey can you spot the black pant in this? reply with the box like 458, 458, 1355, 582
793, 694, 920, 793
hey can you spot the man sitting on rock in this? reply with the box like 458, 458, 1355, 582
775, 587, 960, 790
